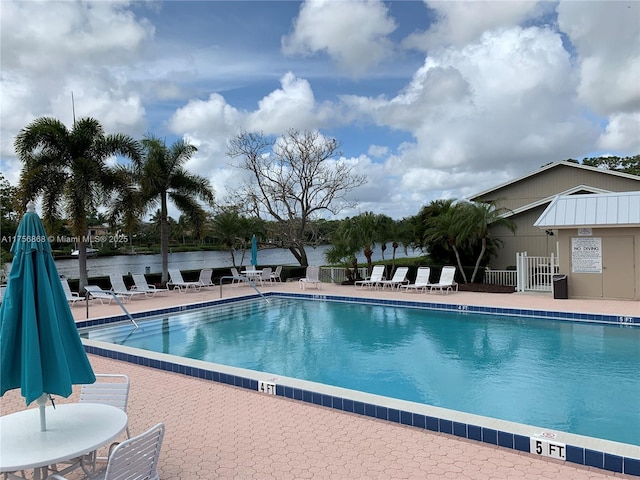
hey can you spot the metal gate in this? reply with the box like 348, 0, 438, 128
516, 252, 559, 292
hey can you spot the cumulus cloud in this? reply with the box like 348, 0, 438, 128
402, 0, 544, 50
246, 73, 319, 133
1, 0, 637, 221
281, 0, 396, 75
558, 1, 640, 116
342, 25, 598, 189
0, 0, 154, 183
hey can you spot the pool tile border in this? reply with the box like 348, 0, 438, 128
80, 292, 640, 477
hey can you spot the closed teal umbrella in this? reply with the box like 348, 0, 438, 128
0, 203, 95, 430
251, 234, 258, 267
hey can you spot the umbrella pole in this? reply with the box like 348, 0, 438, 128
36, 394, 48, 431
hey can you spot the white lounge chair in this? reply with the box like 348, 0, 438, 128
354, 265, 385, 290
429, 266, 459, 294
85, 285, 127, 305
60, 278, 86, 306
401, 267, 431, 293
168, 269, 201, 293
378, 266, 409, 290
131, 274, 168, 297
270, 265, 283, 282
299, 266, 321, 290
47, 423, 165, 480
198, 268, 214, 287
109, 274, 148, 301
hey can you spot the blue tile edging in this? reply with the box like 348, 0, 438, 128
80, 293, 640, 477
84, 341, 640, 477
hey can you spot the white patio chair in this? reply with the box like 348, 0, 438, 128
299, 266, 321, 290
50, 375, 132, 476
198, 268, 214, 287
131, 274, 168, 297
270, 265, 283, 282
256, 267, 272, 286
45, 423, 165, 480
80, 374, 131, 438
230, 267, 243, 287
167, 269, 201, 293
108, 274, 148, 301
60, 277, 86, 306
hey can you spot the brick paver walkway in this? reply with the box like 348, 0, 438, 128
1, 282, 637, 479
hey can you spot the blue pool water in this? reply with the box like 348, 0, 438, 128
83, 297, 640, 446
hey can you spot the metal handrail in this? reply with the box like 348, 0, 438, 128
219, 275, 268, 302
85, 291, 138, 329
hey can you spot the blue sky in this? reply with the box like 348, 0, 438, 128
1, 1, 639, 220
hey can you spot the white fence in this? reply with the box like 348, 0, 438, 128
319, 267, 369, 284
484, 269, 517, 286
484, 253, 559, 292
516, 252, 559, 292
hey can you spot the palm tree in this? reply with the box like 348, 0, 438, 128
424, 200, 471, 283
15, 116, 141, 290
212, 207, 259, 268
334, 212, 380, 276
136, 136, 215, 283
466, 201, 516, 282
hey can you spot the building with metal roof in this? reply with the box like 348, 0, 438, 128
533, 191, 640, 300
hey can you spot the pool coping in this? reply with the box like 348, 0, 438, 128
78, 292, 640, 477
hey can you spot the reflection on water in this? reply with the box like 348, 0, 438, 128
3, 245, 421, 280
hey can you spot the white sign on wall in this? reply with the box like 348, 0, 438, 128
571, 237, 602, 273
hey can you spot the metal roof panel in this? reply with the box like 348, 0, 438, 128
534, 191, 640, 228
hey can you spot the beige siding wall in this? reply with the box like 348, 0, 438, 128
557, 227, 639, 300
474, 165, 640, 211
489, 206, 555, 269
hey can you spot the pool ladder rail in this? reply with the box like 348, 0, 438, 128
85, 290, 139, 329
219, 275, 269, 302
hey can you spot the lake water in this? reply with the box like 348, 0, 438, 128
3, 244, 421, 280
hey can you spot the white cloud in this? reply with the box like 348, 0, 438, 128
368, 145, 388, 158
558, 1, 640, 116
1, 0, 637, 223
247, 73, 319, 133
0, 0, 154, 183
343, 25, 596, 182
281, 0, 396, 75
598, 113, 640, 152
403, 0, 544, 50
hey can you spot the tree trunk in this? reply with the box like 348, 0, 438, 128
160, 193, 169, 284
470, 238, 486, 283
364, 245, 373, 275
452, 245, 468, 283
289, 244, 309, 267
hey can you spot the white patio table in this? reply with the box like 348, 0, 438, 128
0, 402, 128, 480
241, 269, 263, 279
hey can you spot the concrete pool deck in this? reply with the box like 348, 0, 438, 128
1, 281, 638, 479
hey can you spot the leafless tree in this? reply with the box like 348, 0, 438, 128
228, 129, 367, 266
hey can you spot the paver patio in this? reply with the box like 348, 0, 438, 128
1, 281, 637, 479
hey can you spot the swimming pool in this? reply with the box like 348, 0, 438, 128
82, 296, 640, 447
